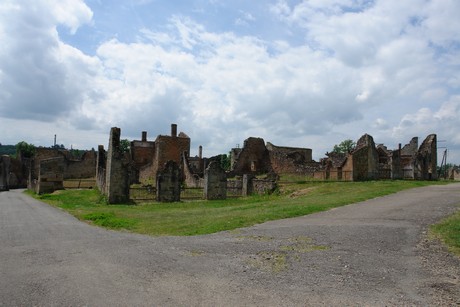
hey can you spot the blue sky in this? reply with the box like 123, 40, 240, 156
1, 0, 459, 164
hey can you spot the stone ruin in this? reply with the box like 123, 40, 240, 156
96, 125, 280, 203
318, 134, 438, 181
0, 144, 96, 193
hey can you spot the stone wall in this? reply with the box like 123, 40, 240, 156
139, 124, 190, 184
130, 131, 155, 183
266, 142, 313, 174
36, 157, 64, 194
156, 160, 181, 202
351, 134, 379, 181
0, 155, 10, 191
204, 161, 227, 200
104, 127, 130, 204
449, 167, 460, 180
230, 137, 273, 176
31, 147, 96, 180
414, 134, 437, 180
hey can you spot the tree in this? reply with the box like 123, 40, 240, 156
16, 141, 35, 158
120, 139, 131, 153
332, 139, 356, 154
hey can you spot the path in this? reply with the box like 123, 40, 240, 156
1, 184, 459, 306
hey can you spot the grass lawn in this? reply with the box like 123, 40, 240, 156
30, 180, 450, 237
431, 208, 460, 257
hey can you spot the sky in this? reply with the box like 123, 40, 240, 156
0, 0, 459, 164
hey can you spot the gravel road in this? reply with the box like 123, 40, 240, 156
1, 184, 459, 306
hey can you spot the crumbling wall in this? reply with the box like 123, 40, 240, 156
65, 151, 96, 179
266, 142, 314, 174
182, 155, 204, 188
96, 145, 106, 193
31, 147, 96, 180
36, 157, 64, 194
130, 131, 155, 183
414, 134, 437, 180
139, 124, 190, 185
104, 127, 130, 204
351, 134, 379, 181
0, 155, 11, 191
449, 167, 460, 180
156, 160, 181, 202
230, 137, 272, 176
204, 161, 227, 200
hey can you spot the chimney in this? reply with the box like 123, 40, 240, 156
171, 124, 177, 137
142, 131, 147, 142
199, 145, 203, 159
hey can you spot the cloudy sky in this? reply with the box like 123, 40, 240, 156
0, 0, 459, 163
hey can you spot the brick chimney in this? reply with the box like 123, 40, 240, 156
142, 131, 147, 142
171, 124, 177, 137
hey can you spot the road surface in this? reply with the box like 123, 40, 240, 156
1, 184, 459, 306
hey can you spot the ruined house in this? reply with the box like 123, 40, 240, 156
317, 133, 437, 181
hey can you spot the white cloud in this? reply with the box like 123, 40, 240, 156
0, 0, 459, 163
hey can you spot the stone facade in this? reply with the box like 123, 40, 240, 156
230, 137, 273, 176
0, 155, 11, 191
104, 127, 130, 204
36, 157, 64, 194
138, 124, 191, 184
204, 161, 227, 200
156, 160, 181, 202
317, 133, 438, 181
414, 134, 437, 180
266, 142, 314, 174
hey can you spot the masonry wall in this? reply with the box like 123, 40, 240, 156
231, 137, 272, 176
0, 155, 10, 191
352, 134, 379, 181
105, 127, 130, 204
32, 148, 96, 180
37, 157, 64, 194
266, 142, 313, 174
414, 134, 437, 180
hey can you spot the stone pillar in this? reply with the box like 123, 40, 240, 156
105, 127, 130, 204
0, 155, 11, 191
37, 157, 64, 194
156, 160, 181, 202
242, 174, 253, 197
96, 145, 106, 192
204, 161, 227, 200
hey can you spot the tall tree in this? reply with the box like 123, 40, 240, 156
332, 139, 356, 154
16, 141, 35, 158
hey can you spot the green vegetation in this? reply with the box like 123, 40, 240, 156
0, 144, 16, 156
16, 141, 36, 158
430, 208, 460, 257
332, 139, 356, 154
30, 180, 449, 237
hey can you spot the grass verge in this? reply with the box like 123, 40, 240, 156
29, 180, 448, 236
430, 208, 460, 257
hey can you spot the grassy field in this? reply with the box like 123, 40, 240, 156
431, 209, 460, 257
28, 180, 452, 237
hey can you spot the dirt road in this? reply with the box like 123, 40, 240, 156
1, 184, 459, 306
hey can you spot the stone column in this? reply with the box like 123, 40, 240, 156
204, 161, 227, 200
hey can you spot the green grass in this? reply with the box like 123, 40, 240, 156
430, 208, 460, 257
30, 180, 449, 236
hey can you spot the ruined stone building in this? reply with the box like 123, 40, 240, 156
26, 147, 97, 193
318, 134, 437, 181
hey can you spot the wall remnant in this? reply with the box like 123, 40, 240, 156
104, 127, 130, 204
230, 137, 273, 176
204, 161, 227, 200
36, 157, 64, 194
0, 155, 11, 191
156, 160, 181, 202
414, 134, 437, 180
